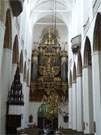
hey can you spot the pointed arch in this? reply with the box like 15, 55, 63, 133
84, 37, 92, 67
19, 50, 23, 73
73, 63, 76, 82
3, 9, 12, 49
12, 35, 19, 64
69, 70, 72, 87
93, 12, 101, 51
23, 62, 26, 81
77, 52, 82, 76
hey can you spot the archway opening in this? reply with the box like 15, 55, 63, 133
12, 35, 19, 64
84, 37, 92, 67
83, 37, 94, 133
19, 51, 23, 73
77, 52, 82, 76
69, 70, 72, 87
3, 9, 12, 49
73, 63, 76, 82
93, 13, 101, 51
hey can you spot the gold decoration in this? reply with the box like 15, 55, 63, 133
30, 28, 68, 119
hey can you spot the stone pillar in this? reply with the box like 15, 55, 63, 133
0, 21, 5, 73
24, 86, 30, 127
72, 81, 77, 130
1, 49, 12, 134
20, 73, 23, 83
82, 66, 94, 134
0, 21, 5, 135
92, 51, 101, 135
68, 86, 72, 129
76, 75, 83, 131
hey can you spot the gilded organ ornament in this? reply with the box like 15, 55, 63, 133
30, 28, 68, 118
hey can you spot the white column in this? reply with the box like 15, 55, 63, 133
24, 86, 30, 127
23, 82, 30, 128
69, 86, 72, 129
76, 75, 83, 132
92, 51, 101, 135
22, 82, 26, 128
71, 86, 74, 129
20, 73, 23, 83
82, 66, 94, 134
0, 21, 5, 76
1, 49, 12, 134
72, 82, 77, 130
0, 21, 5, 134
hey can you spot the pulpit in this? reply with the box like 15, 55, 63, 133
6, 67, 24, 134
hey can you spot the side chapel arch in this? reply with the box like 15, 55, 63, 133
12, 35, 19, 64
3, 9, 12, 49
84, 37, 92, 67
77, 52, 82, 76
69, 70, 72, 87
93, 12, 101, 51
19, 50, 23, 73
73, 63, 76, 83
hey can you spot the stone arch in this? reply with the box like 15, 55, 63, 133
77, 52, 82, 76
19, 50, 23, 73
73, 63, 76, 82
93, 12, 101, 51
84, 37, 92, 67
12, 35, 19, 64
23, 62, 26, 81
3, 9, 12, 49
69, 70, 72, 87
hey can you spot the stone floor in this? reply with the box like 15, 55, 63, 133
18, 128, 86, 135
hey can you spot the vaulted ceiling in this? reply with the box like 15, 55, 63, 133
27, 0, 74, 49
